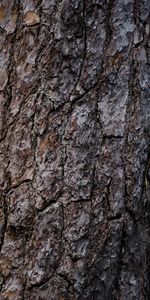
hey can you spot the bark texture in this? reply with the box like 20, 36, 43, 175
0, 0, 150, 299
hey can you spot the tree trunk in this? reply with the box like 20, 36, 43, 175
0, 0, 149, 299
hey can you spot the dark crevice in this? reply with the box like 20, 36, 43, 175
145, 228, 150, 298
123, 161, 137, 222
0, 195, 8, 253
11, 179, 32, 190
2, 1, 21, 139
133, 0, 140, 26
36, 199, 57, 213
103, 0, 114, 55
113, 223, 126, 298
105, 178, 112, 220
30, 100, 38, 184
22, 278, 27, 300
142, 147, 150, 202
28, 276, 52, 290
125, 205, 137, 221
127, 58, 138, 117
70, 80, 99, 106
25, 81, 98, 126
123, 157, 148, 223
90, 165, 96, 200
103, 134, 124, 140
57, 202, 65, 268
70, 0, 115, 104
4, 179, 32, 196
61, 137, 68, 187
22, 235, 27, 300
80, 0, 87, 77
108, 213, 122, 222
34, 183, 64, 213
69, 0, 87, 100
144, 147, 150, 189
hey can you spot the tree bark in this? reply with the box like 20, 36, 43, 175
0, 0, 150, 299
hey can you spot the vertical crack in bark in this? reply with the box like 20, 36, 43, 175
113, 222, 126, 299
27, 276, 53, 291
30, 97, 38, 185
133, 0, 140, 27
122, 155, 137, 222
90, 164, 96, 204
71, 0, 116, 103
123, 1, 141, 217
57, 202, 65, 269
37, 0, 43, 17
103, 0, 114, 59
0, 2, 22, 203
106, 177, 112, 221
3, 1, 21, 130
22, 235, 27, 300
69, 0, 87, 100
139, 146, 150, 207
145, 219, 150, 298
0, 193, 8, 253
22, 186, 37, 298
62, 138, 67, 192
76, 0, 87, 84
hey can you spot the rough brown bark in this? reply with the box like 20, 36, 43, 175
0, 0, 150, 299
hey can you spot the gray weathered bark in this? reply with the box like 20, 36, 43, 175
0, 0, 150, 299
